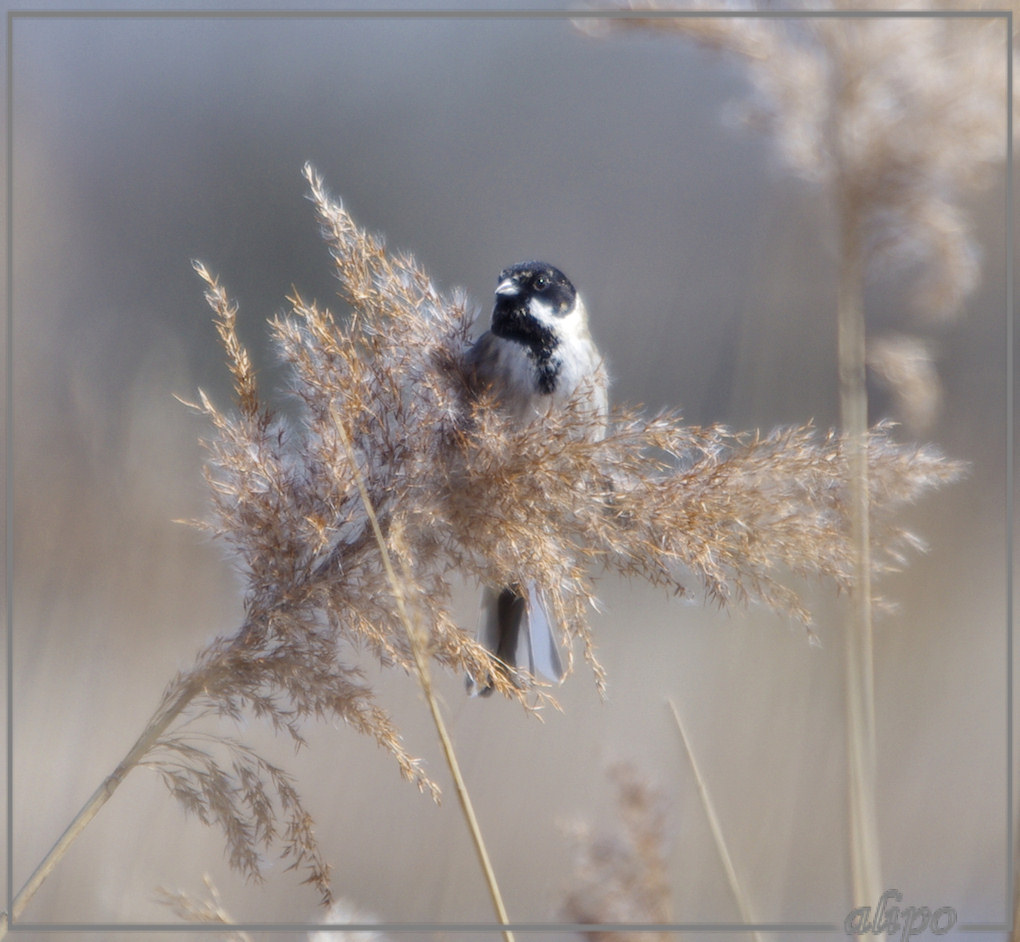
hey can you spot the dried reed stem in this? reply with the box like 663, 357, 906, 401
835, 161, 882, 906
332, 407, 515, 941
0, 677, 204, 937
669, 699, 762, 941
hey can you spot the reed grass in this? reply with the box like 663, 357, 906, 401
563, 764, 674, 940
669, 698, 763, 942
4, 158, 964, 932
332, 406, 515, 939
155, 874, 253, 942
583, 1, 1006, 916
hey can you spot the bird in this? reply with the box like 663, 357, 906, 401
463, 261, 608, 696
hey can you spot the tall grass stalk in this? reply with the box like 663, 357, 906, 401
580, 4, 1011, 912
0, 679, 202, 938
836, 184, 883, 908
668, 699, 762, 941
331, 407, 515, 941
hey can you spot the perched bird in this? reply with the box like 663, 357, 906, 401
464, 262, 608, 696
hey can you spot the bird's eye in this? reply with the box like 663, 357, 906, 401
534, 275, 549, 291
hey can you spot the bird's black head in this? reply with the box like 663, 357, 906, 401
488, 261, 582, 395
490, 262, 577, 352
494, 262, 576, 318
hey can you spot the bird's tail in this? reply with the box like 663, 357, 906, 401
466, 583, 564, 697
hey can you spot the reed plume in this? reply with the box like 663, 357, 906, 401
562, 764, 673, 940
582, 0, 1008, 398
189, 162, 960, 699
179, 161, 959, 894
579, 0, 1002, 912
4, 162, 962, 929
155, 875, 252, 942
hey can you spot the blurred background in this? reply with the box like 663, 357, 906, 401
4, 2, 1011, 940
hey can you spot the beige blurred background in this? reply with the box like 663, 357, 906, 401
5, 4, 1010, 940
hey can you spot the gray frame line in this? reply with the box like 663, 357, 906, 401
4, 7, 11, 931
4, 5, 1013, 935
961, 16, 1015, 936
4, 7, 1016, 17
11, 922, 842, 934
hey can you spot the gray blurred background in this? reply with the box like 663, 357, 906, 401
5, 2, 1010, 940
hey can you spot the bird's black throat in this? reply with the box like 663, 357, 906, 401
492, 302, 562, 394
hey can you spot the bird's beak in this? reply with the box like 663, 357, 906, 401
495, 277, 519, 296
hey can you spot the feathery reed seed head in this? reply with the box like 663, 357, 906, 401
175, 164, 961, 900
192, 162, 962, 703
562, 764, 674, 939
587, 1, 1009, 323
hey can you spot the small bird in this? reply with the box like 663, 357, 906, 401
464, 262, 608, 696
